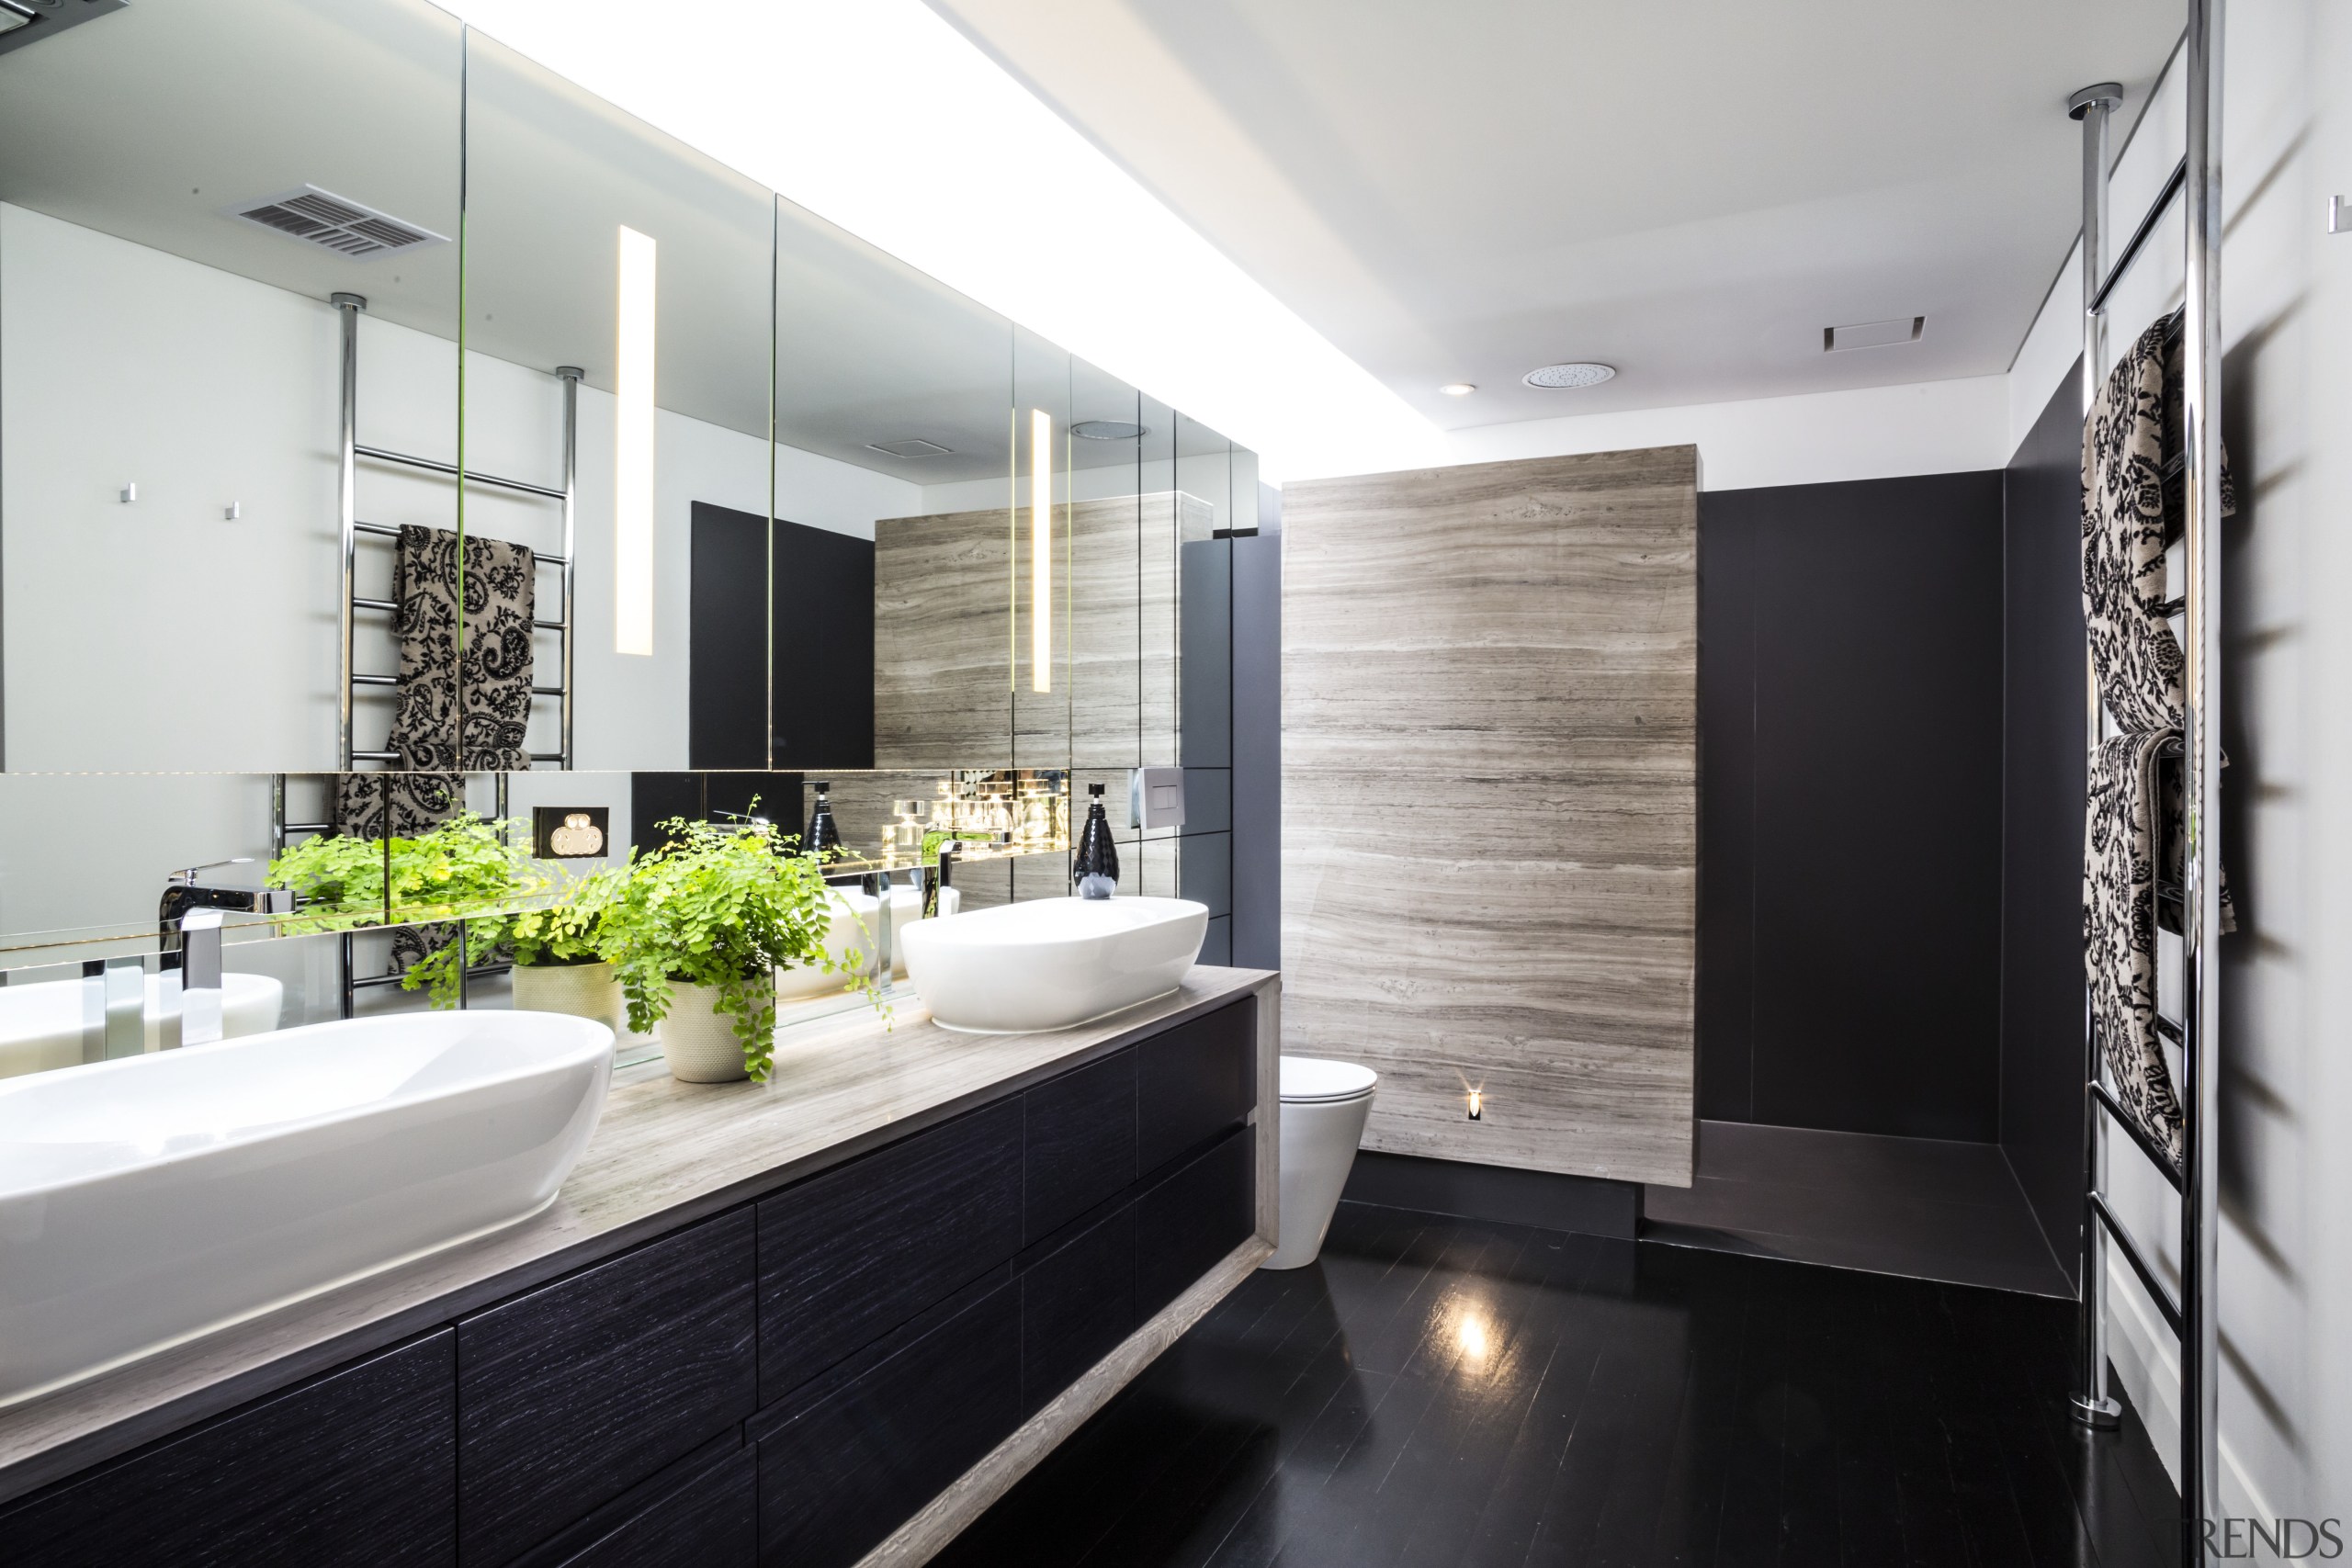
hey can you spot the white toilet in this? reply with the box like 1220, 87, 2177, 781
1267, 1055, 1378, 1269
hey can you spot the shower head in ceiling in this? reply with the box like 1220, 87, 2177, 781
1072, 420, 1149, 441
1522, 362, 1616, 389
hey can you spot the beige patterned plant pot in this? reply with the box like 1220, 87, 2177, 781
660, 981, 751, 1084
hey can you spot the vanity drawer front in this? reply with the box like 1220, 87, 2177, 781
458, 1209, 757, 1568
552, 1446, 755, 1568
1020, 1200, 1138, 1415
1136, 1124, 1256, 1318
1022, 1048, 1138, 1245
758, 1099, 1022, 1403
756, 1280, 1022, 1568
1136, 998, 1258, 1176
0, 1332, 456, 1568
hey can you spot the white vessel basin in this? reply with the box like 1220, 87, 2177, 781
0, 972, 284, 1080
0, 1010, 612, 1407
899, 896, 1209, 1033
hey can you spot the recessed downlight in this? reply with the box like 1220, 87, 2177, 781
1439, 382, 1476, 397
1523, 362, 1615, 389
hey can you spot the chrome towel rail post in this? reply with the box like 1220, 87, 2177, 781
2067, 4, 2226, 1557
2067, 78, 2124, 1438
277, 318, 582, 1018
2179, 0, 2226, 1548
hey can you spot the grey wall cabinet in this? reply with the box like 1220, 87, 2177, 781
0, 1003, 1260, 1568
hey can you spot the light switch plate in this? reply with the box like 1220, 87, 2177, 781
1130, 766, 1186, 830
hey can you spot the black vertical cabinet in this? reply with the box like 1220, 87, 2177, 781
0, 1335, 457, 1568
0, 1000, 1260, 1568
457, 1210, 757, 1567
754, 1283, 1023, 1568
757, 1100, 1023, 1404
1022, 1049, 1138, 1244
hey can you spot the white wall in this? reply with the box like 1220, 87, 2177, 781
1996, 6, 2352, 1537
0, 204, 922, 942
1, 200, 921, 777
1434, 373, 2014, 491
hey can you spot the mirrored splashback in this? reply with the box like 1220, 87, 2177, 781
0, 0, 1256, 781
0, 0, 1259, 985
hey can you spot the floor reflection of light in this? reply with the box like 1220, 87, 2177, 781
1455, 1308, 1492, 1365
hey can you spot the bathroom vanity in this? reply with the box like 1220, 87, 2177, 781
0, 969, 1277, 1568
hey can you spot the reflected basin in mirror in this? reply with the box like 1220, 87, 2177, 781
776, 885, 960, 1004
0, 1010, 612, 1407
899, 896, 1208, 1033
0, 972, 285, 1081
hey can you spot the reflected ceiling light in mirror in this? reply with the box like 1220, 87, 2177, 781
433, 1, 1446, 481
1071, 420, 1148, 441
1031, 409, 1052, 694
614, 224, 657, 657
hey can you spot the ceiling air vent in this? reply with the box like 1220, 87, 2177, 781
865, 438, 954, 459
1825, 316, 1924, 352
229, 186, 449, 259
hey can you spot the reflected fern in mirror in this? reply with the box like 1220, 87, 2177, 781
266, 814, 548, 1007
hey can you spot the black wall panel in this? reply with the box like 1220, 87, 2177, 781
769, 518, 874, 769
1696, 501, 1758, 1122
1698, 473, 2007, 1141
2000, 362, 2091, 1286
689, 502, 771, 770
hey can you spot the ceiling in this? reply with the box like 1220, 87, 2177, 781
0, 0, 1234, 488
928, 0, 2185, 430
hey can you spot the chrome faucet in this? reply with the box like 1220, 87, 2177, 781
159, 862, 292, 1047
921, 840, 961, 920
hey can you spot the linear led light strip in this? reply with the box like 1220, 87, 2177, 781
615, 225, 657, 657
1031, 408, 1052, 694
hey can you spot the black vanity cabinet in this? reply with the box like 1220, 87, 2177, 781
0, 997, 1261, 1568
457, 1208, 758, 1566
0, 1335, 457, 1568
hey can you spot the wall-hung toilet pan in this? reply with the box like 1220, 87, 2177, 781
1268, 1055, 1377, 1270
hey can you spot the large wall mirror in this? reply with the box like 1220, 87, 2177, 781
0, 0, 1254, 1010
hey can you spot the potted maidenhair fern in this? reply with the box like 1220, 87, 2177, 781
600, 816, 877, 1083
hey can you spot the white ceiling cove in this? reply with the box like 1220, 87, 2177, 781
929, 0, 2184, 430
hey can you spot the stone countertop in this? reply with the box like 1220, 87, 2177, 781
0, 965, 1279, 1507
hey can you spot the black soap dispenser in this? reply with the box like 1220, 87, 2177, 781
806, 783, 843, 861
1073, 784, 1119, 899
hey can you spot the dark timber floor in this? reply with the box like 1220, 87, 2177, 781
935, 1202, 2178, 1568
1642, 1120, 2075, 1299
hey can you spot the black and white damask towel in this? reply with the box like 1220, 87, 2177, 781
333, 525, 537, 974
388, 523, 537, 773
2084, 732, 2186, 1162
2080, 314, 2237, 1166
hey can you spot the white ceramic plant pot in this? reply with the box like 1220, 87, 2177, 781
512, 961, 622, 1036
661, 982, 750, 1084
